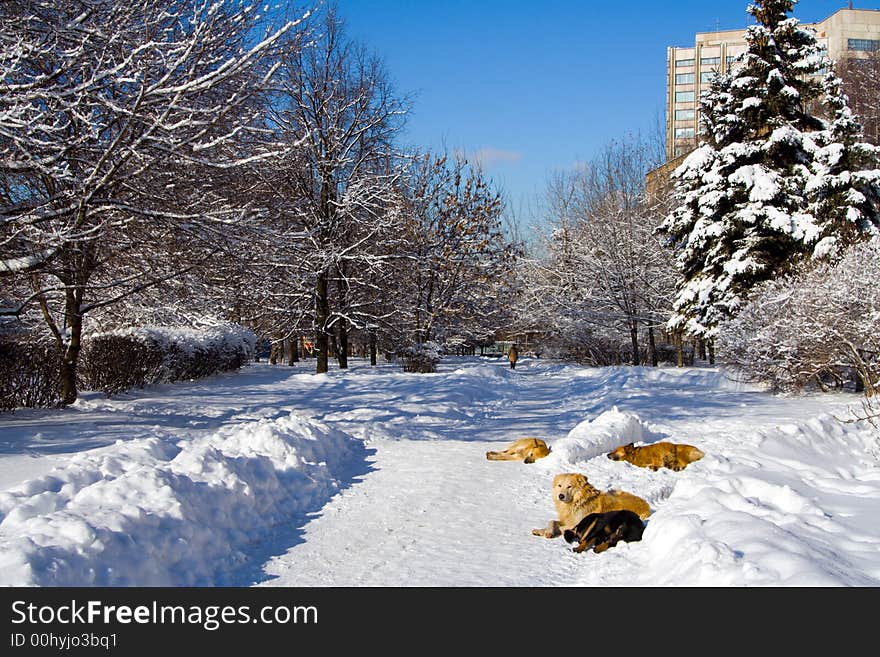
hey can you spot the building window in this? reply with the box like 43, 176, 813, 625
675, 127, 696, 139
726, 55, 740, 64
675, 91, 695, 103
675, 58, 695, 67
701, 71, 716, 83
675, 73, 695, 84
700, 56, 721, 66
848, 38, 880, 52
675, 109, 695, 121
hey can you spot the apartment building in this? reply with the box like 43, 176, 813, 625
666, 7, 880, 160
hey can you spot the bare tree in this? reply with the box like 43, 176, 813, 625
0, 1, 305, 403
267, 7, 408, 373
384, 153, 521, 352
516, 135, 675, 365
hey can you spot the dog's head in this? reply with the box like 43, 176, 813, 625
552, 473, 594, 504
523, 441, 551, 464
607, 443, 635, 461
563, 528, 579, 544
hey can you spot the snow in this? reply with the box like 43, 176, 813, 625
0, 412, 366, 586
811, 235, 838, 260
0, 357, 878, 587
675, 145, 714, 180
729, 164, 779, 202
89, 322, 256, 359
544, 407, 663, 466
0, 250, 56, 274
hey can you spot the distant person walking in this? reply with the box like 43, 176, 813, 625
508, 344, 519, 369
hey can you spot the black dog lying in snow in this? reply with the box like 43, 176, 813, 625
562, 510, 645, 554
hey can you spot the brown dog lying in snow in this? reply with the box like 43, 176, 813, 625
532, 473, 651, 538
606, 441, 704, 472
486, 437, 550, 464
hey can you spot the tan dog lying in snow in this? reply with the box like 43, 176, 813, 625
532, 472, 651, 538
606, 441, 704, 471
485, 437, 550, 464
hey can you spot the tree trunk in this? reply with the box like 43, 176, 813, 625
708, 340, 715, 366
369, 331, 377, 366
336, 319, 349, 369
58, 290, 84, 405
289, 337, 299, 365
676, 333, 684, 368
698, 339, 707, 361
630, 321, 640, 366
315, 271, 330, 374
648, 326, 658, 367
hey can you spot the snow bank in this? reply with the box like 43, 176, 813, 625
543, 407, 665, 466
0, 413, 366, 586
625, 413, 880, 586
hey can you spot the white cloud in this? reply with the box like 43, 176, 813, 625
462, 147, 523, 167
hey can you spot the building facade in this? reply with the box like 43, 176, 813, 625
666, 8, 880, 160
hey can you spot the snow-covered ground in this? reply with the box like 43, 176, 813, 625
0, 357, 878, 586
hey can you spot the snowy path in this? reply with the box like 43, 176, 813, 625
1, 357, 878, 586
262, 439, 579, 586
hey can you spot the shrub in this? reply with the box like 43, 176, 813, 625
78, 334, 166, 396
719, 238, 880, 394
81, 323, 256, 396
398, 341, 441, 373
0, 339, 63, 412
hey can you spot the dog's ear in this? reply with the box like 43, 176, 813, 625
626, 442, 634, 449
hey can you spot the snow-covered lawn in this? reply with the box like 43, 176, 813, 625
0, 357, 878, 586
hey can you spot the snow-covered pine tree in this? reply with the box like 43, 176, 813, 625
808, 71, 880, 257
658, 0, 880, 339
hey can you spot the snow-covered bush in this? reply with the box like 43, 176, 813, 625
718, 238, 880, 394
398, 341, 441, 373
0, 339, 62, 411
81, 323, 256, 396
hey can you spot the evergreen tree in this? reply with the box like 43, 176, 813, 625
659, 0, 880, 339
808, 71, 880, 256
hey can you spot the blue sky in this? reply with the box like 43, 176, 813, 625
337, 0, 878, 232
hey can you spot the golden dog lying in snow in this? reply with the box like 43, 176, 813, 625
485, 438, 550, 464
532, 472, 651, 538
606, 441, 704, 471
